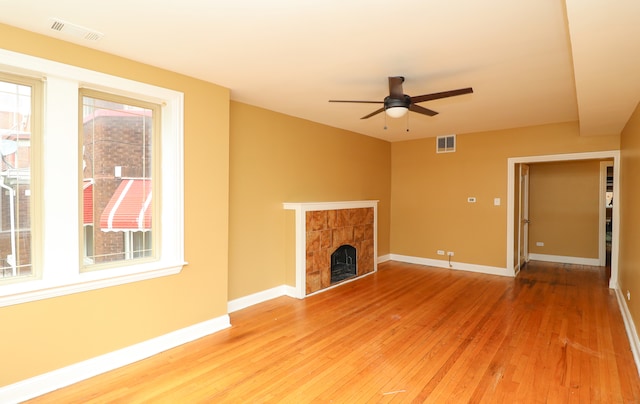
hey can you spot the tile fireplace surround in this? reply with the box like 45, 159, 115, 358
283, 201, 378, 298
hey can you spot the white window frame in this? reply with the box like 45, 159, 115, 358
124, 231, 153, 260
0, 49, 185, 307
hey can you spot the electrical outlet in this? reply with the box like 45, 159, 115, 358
447, 251, 455, 257
536, 241, 544, 247
437, 250, 445, 255
627, 290, 631, 301
467, 197, 476, 203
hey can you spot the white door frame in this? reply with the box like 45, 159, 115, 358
599, 161, 614, 266
516, 164, 530, 273
506, 151, 620, 288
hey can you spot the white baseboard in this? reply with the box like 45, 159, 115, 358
528, 253, 600, 266
228, 252, 595, 315
389, 254, 513, 277
229, 253, 392, 313
283, 285, 297, 298
377, 254, 391, 263
0, 315, 231, 404
228, 285, 296, 313
614, 284, 640, 376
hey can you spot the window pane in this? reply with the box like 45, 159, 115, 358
0, 79, 32, 279
82, 95, 154, 266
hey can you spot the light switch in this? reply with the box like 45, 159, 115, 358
494, 198, 501, 206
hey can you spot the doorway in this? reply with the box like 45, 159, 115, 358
507, 151, 620, 288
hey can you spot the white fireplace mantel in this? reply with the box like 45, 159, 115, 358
283, 200, 378, 298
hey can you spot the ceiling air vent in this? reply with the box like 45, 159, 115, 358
48, 18, 103, 42
436, 135, 456, 153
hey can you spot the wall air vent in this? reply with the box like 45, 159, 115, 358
436, 134, 456, 153
48, 18, 104, 42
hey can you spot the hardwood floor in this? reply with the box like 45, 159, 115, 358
28, 261, 640, 403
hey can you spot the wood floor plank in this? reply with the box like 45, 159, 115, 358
26, 261, 640, 403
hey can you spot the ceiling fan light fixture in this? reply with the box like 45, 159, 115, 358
329, 76, 472, 120
385, 106, 409, 118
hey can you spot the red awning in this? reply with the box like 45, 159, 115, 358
99, 179, 152, 232
83, 181, 93, 225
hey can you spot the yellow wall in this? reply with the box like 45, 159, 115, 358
528, 160, 602, 259
228, 102, 391, 300
619, 101, 640, 335
391, 122, 619, 268
0, 25, 230, 385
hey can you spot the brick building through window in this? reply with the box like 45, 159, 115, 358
82, 98, 154, 265
0, 81, 33, 278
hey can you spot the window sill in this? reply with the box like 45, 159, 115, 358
0, 261, 187, 307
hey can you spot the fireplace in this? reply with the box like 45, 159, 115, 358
331, 245, 357, 283
283, 200, 378, 297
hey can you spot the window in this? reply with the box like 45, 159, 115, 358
81, 92, 157, 268
0, 74, 38, 281
0, 49, 185, 307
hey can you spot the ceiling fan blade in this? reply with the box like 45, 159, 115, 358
409, 104, 439, 117
410, 87, 473, 104
388, 76, 405, 99
361, 107, 385, 119
329, 100, 383, 104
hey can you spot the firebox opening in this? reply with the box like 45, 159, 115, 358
331, 244, 357, 284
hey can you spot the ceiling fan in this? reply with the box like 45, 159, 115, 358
329, 76, 473, 119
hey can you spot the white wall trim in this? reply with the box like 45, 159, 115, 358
528, 253, 600, 266
390, 254, 513, 277
228, 253, 392, 313
0, 315, 231, 403
378, 254, 391, 263
0, 263, 185, 307
614, 285, 640, 376
228, 285, 292, 313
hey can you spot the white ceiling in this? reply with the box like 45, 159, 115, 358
0, 0, 638, 142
